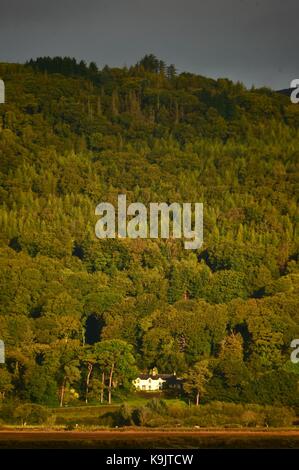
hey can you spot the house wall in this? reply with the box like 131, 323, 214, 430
133, 377, 165, 391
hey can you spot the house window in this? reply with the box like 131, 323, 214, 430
142, 385, 146, 390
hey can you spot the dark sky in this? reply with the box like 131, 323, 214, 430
0, 0, 298, 89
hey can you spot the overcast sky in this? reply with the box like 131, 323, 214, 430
0, 0, 297, 89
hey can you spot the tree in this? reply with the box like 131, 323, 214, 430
166, 64, 176, 80
24, 365, 58, 405
45, 342, 81, 407
0, 368, 12, 400
217, 333, 249, 388
13, 404, 49, 425
207, 270, 248, 303
94, 340, 137, 404
81, 345, 96, 403
183, 360, 212, 406
138, 54, 160, 73
89, 61, 98, 75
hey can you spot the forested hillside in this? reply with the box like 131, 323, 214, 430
0, 55, 298, 407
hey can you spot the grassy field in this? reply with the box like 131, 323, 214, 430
1, 399, 299, 449
52, 397, 186, 426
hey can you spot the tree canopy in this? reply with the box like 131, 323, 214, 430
0, 56, 298, 407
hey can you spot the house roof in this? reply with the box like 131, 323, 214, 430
135, 374, 182, 384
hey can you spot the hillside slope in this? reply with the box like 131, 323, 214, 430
0, 56, 298, 407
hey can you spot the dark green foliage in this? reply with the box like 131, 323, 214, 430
0, 402, 50, 425
99, 401, 295, 428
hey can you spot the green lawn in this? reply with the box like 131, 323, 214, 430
50, 395, 186, 426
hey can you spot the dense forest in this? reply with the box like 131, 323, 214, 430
0, 55, 298, 409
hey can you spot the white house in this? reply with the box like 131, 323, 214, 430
133, 369, 182, 392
